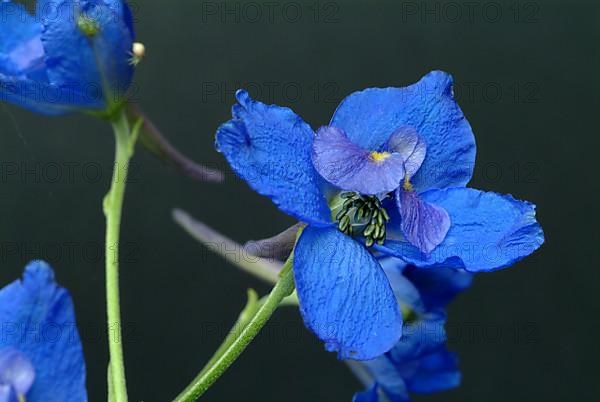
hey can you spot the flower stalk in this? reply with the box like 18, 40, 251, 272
127, 104, 224, 183
172, 257, 296, 402
104, 110, 142, 402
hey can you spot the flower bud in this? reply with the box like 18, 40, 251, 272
0, 0, 137, 116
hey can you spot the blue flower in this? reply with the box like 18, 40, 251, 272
216, 71, 544, 360
0, 0, 135, 115
0, 261, 87, 402
351, 258, 473, 402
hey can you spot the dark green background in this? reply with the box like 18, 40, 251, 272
1, 0, 598, 401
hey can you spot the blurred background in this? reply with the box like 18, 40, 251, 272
1, 0, 599, 401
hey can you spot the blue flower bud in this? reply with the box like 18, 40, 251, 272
0, 0, 136, 115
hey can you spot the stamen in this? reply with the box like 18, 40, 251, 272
129, 42, 146, 66
334, 192, 391, 247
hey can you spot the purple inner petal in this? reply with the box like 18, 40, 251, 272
312, 126, 406, 195
397, 189, 450, 254
0, 349, 35, 397
0, 384, 19, 402
386, 126, 427, 179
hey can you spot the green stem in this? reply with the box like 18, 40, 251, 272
198, 289, 261, 379
104, 110, 140, 402
173, 258, 296, 402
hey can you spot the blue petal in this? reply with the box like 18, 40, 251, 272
216, 90, 331, 225
0, 261, 87, 402
0, 385, 18, 402
378, 188, 544, 272
403, 266, 473, 310
312, 126, 406, 195
351, 300, 459, 401
293, 226, 402, 360
119, 1, 136, 39
362, 319, 454, 402
404, 350, 461, 394
361, 358, 410, 402
0, 3, 71, 114
397, 189, 451, 255
331, 71, 476, 191
0, 74, 96, 115
0, 2, 44, 76
390, 313, 447, 360
378, 258, 424, 313
352, 385, 381, 402
39, 0, 134, 107
0, 349, 35, 396
379, 257, 472, 310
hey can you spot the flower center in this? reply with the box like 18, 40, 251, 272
77, 15, 100, 37
333, 192, 391, 247
369, 151, 391, 163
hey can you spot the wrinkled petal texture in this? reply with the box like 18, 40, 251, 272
0, 261, 87, 402
380, 188, 545, 272
331, 71, 476, 191
39, 0, 134, 105
216, 90, 331, 225
397, 189, 451, 255
293, 226, 402, 360
312, 126, 406, 195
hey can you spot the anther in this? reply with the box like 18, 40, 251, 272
334, 192, 391, 247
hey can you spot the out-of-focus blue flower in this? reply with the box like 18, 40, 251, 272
350, 257, 473, 402
0, 261, 87, 402
0, 0, 135, 115
216, 71, 544, 360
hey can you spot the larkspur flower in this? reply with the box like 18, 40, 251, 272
351, 258, 473, 402
0, 261, 87, 402
216, 71, 544, 360
0, 0, 135, 115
